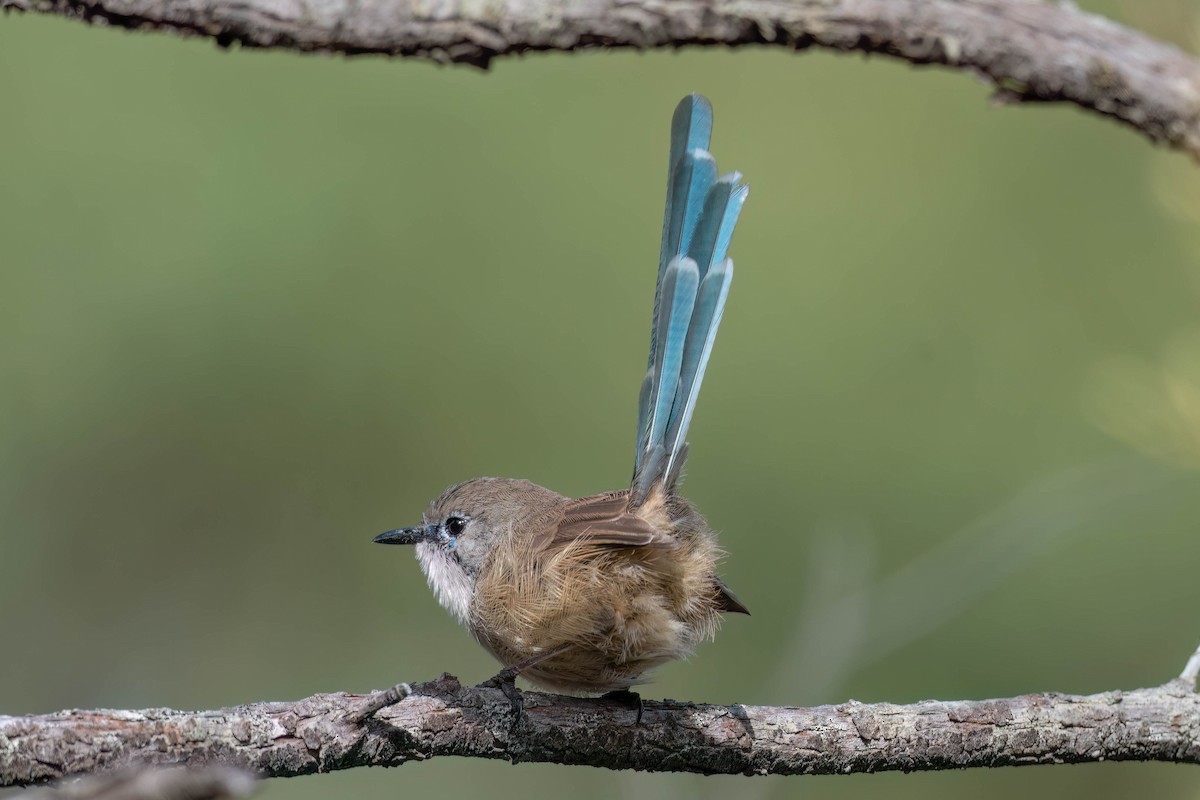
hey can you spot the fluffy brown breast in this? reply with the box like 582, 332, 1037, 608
468, 487, 731, 694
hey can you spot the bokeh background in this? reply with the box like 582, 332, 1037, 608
4, 2, 1200, 797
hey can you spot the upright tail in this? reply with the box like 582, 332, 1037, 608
631, 94, 748, 505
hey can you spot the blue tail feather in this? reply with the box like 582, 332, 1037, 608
651, 95, 713, 372
685, 173, 744, 281
647, 256, 700, 450
669, 94, 713, 170
664, 258, 734, 483
713, 180, 749, 264
633, 95, 747, 502
670, 150, 718, 263
659, 95, 713, 268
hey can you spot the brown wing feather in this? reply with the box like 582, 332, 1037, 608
550, 490, 677, 550
560, 491, 630, 525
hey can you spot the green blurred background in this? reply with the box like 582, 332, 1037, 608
4, 2, 1200, 797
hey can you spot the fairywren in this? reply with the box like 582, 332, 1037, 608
374, 94, 749, 695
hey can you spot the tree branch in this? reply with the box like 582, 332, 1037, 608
5, 0, 1200, 158
3, 666, 1200, 787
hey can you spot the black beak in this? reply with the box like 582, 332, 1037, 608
372, 524, 435, 545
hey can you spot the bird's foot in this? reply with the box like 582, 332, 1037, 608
601, 689, 644, 724
478, 667, 525, 720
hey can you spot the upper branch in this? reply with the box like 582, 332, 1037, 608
5, 0, 1200, 158
3, 672, 1200, 787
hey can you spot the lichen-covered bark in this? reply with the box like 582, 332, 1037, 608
4, 0, 1200, 158
2, 674, 1199, 786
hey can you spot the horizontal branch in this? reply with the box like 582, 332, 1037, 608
3, 672, 1199, 786
6, 0, 1200, 158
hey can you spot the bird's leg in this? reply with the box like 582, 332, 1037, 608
601, 689, 644, 724
478, 643, 573, 720
479, 666, 524, 717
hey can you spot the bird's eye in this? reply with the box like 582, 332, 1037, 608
445, 516, 467, 536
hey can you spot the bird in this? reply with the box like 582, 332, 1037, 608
374, 94, 749, 702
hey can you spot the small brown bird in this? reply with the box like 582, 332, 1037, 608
374, 94, 748, 697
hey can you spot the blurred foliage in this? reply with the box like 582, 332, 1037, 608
3, 2, 1200, 799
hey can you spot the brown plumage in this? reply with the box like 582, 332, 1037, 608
374, 94, 749, 694
414, 479, 743, 694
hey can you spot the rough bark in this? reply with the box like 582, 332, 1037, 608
3, 672, 1199, 787
4, 0, 1200, 158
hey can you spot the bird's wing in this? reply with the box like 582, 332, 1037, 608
550, 491, 750, 616
547, 491, 677, 550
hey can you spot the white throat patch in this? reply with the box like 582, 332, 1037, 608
414, 541, 474, 625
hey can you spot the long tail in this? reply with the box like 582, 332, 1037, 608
631, 94, 748, 505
